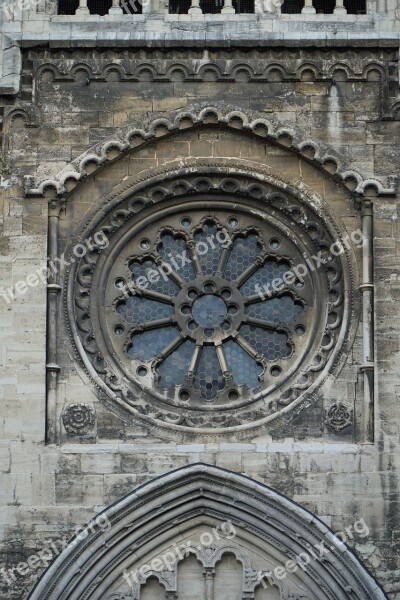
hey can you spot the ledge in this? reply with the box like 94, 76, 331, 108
1, 20, 400, 96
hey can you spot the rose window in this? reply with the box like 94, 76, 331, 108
105, 208, 317, 407
72, 179, 347, 431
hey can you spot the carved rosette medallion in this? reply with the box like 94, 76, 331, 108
62, 403, 96, 435
325, 402, 353, 432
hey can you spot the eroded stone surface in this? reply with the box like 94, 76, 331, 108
0, 8, 400, 600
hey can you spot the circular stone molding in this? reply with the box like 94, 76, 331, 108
62, 403, 96, 435
66, 168, 355, 435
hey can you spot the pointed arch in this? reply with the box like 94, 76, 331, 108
28, 464, 387, 600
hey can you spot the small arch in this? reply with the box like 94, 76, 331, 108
102, 65, 126, 82
140, 576, 167, 599
328, 63, 353, 81
199, 107, 222, 123
70, 63, 93, 80
297, 141, 319, 160
197, 64, 224, 81
231, 64, 255, 82
362, 64, 385, 82
36, 65, 59, 84
321, 156, 339, 174
264, 65, 287, 82
224, 110, 249, 129
297, 63, 321, 81
7, 108, 35, 130
134, 65, 157, 82
165, 64, 190, 81
148, 118, 173, 137
276, 128, 294, 147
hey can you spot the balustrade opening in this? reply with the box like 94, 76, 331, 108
58, 0, 366, 17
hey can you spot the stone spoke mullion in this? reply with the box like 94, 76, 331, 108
187, 239, 203, 276
235, 255, 264, 287
187, 344, 202, 380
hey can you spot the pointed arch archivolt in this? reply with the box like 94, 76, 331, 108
27, 464, 386, 600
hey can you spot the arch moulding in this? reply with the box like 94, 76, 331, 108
27, 464, 387, 600
22, 103, 397, 198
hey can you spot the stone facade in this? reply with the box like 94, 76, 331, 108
1, 2, 400, 599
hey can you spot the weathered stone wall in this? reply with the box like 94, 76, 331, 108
0, 44, 400, 599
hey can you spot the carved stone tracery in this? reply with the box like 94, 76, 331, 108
65, 165, 356, 435
27, 465, 387, 600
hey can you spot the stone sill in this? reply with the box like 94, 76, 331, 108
58, 441, 376, 454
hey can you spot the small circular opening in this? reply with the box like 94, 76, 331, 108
179, 390, 190, 401
115, 278, 126, 289
295, 325, 306, 336
228, 217, 239, 228
137, 366, 148, 377
181, 305, 191, 315
203, 282, 216, 294
228, 390, 239, 400
204, 329, 214, 337
269, 238, 281, 250
221, 288, 232, 300
271, 366, 282, 377
114, 325, 124, 335
188, 320, 198, 331
139, 238, 151, 250
327, 268, 337, 281
181, 217, 191, 228
329, 290, 339, 302
228, 304, 238, 315
221, 320, 231, 331
188, 289, 198, 300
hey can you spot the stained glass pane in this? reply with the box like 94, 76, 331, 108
193, 346, 226, 400
240, 324, 291, 360
247, 295, 303, 323
224, 234, 262, 281
116, 296, 173, 324
157, 339, 195, 388
240, 259, 291, 296
157, 233, 195, 282
223, 340, 263, 388
194, 221, 223, 276
127, 326, 180, 361
130, 259, 179, 296
192, 295, 227, 327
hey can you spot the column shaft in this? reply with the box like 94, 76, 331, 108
301, 0, 316, 13
76, 0, 90, 14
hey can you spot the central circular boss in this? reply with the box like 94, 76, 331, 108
174, 277, 245, 343
192, 295, 227, 328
